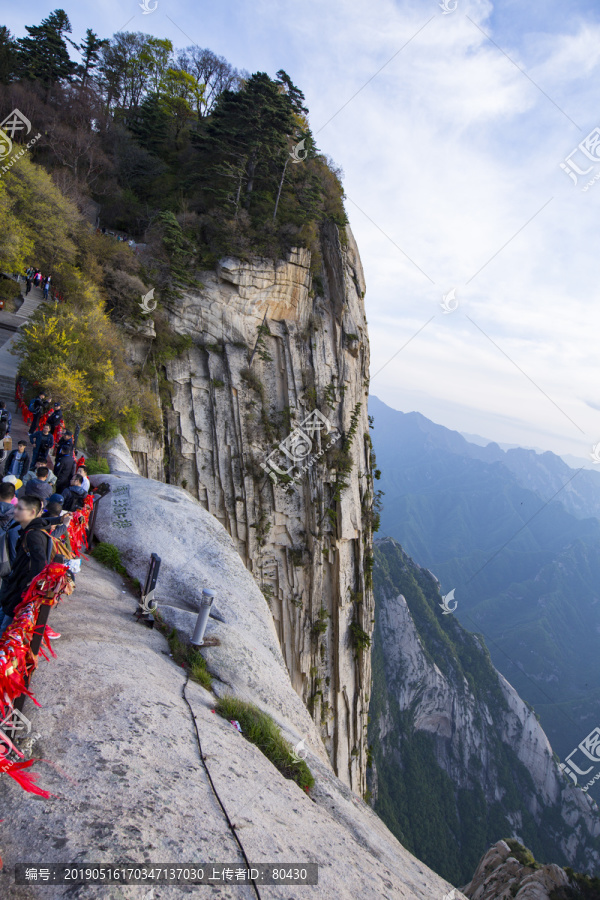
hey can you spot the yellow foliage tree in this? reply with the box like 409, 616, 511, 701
3, 155, 160, 439
14, 285, 159, 434
0, 177, 33, 274
0, 155, 80, 287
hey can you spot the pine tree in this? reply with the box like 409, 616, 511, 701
16, 9, 77, 87
197, 72, 296, 208
0, 27, 18, 84
275, 69, 308, 116
77, 29, 108, 88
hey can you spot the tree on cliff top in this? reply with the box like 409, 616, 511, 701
2, 15, 348, 281
16, 9, 77, 87
196, 72, 297, 209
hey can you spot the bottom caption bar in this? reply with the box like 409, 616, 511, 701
15, 864, 318, 885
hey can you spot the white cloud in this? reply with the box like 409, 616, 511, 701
7, 0, 600, 457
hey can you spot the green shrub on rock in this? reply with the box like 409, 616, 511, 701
215, 695, 315, 791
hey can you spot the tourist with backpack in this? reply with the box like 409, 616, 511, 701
28, 392, 46, 435
4, 441, 29, 481
0, 497, 49, 638
62, 474, 88, 511
29, 423, 54, 469
0, 497, 74, 636
43, 276, 51, 300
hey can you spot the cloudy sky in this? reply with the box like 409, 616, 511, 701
5, 0, 600, 459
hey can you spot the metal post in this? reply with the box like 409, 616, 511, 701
136, 553, 161, 621
191, 590, 215, 646
86, 496, 100, 545
86, 487, 110, 546
143, 553, 161, 596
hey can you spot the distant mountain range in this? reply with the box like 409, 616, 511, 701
369, 537, 600, 884
369, 394, 600, 785
460, 431, 597, 473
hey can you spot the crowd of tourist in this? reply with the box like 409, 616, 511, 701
23, 267, 52, 300
0, 388, 92, 640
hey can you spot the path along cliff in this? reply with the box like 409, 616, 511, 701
0, 437, 464, 900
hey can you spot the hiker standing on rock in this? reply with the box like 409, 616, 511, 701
28, 392, 46, 435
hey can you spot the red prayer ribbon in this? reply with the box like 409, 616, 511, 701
0, 493, 94, 796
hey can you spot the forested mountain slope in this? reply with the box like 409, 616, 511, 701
370, 395, 600, 784
369, 537, 600, 885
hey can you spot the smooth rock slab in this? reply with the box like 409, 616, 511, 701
0, 556, 462, 900
89, 469, 328, 764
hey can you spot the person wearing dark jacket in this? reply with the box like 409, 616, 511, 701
0, 401, 12, 439
46, 403, 63, 435
4, 441, 29, 480
0, 482, 15, 531
28, 392, 46, 435
29, 424, 54, 469
62, 474, 88, 511
54, 452, 76, 495
0, 497, 49, 638
18, 466, 53, 503
54, 430, 73, 462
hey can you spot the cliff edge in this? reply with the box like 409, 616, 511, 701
0, 461, 462, 900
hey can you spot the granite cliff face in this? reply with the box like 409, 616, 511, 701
125, 223, 375, 794
369, 537, 600, 883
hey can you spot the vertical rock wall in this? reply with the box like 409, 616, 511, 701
130, 223, 375, 793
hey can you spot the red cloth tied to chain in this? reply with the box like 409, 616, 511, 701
0, 464, 96, 797
68, 498, 92, 557
0, 751, 53, 797
0, 564, 69, 718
